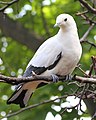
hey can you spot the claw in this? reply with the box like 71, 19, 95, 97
65, 74, 72, 80
51, 74, 59, 83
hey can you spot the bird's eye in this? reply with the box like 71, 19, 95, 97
64, 18, 67, 22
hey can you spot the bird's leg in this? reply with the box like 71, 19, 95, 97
51, 74, 59, 83
51, 74, 73, 83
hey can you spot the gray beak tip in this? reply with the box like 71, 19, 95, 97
54, 24, 57, 28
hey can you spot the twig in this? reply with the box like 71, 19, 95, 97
78, 83, 87, 113
0, 0, 19, 12
60, 103, 79, 115
89, 64, 93, 77
91, 56, 96, 75
61, 83, 87, 116
85, 40, 96, 48
0, 1, 11, 4
77, 66, 89, 77
80, 23, 95, 42
76, 10, 88, 16
1, 94, 69, 119
79, 0, 96, 14
74, 75, 96, 84
77, 12, 96, 25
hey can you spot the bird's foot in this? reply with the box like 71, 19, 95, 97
65, 74, 72, 81
51, 74, 59, 83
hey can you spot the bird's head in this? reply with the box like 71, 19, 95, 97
54, 14, 77, 30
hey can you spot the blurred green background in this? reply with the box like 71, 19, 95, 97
0, 0, 96, 120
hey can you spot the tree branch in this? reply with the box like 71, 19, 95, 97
80, 23, 95, 42
1, 94, 69, 119
80, 24, 96, 48
1, 74, 95, 119
0, 13, 44, 51
0, 73, 96, 85
79, 0, 96, 14
0, 74, 66, 85
0, 0, 19, 12
1, 73, 96, 119
74, 76, 96, 84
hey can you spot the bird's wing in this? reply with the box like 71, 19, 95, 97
23, 36, 62, 77
7, 36, 63, 108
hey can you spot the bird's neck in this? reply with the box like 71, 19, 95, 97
57, 27, 79, 41
58, 26, 77, 34
56, 28, 80, 48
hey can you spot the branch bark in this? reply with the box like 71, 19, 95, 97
0, 13, 44, 51
0, 73, 96, 119
0, 0, 19, 12
0, 74, 66, 85
0, 74, 96, 85
0, 94, 69, 119
80, 23, 95, 42
79, 0, 96, 14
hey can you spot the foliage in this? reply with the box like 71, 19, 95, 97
0, 0, 96, 120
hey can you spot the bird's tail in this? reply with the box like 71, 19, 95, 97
7, 81, 47, 108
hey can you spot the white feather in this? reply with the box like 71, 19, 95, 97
27, 36, 62, 68
27, 14, 82, 76
7, 14, 82, 108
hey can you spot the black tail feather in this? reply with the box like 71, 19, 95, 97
7, 82, 47, 108
7, 90, 27, 108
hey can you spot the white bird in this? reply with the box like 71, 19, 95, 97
7, 14, 82, 108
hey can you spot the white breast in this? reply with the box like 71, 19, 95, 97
42, 31, 82, 76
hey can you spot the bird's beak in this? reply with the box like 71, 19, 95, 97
54, 23, 58, 27
54, 22, 61, 27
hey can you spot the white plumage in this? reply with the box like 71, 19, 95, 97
7, 13, 82, 108
27, 14, 82, 76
